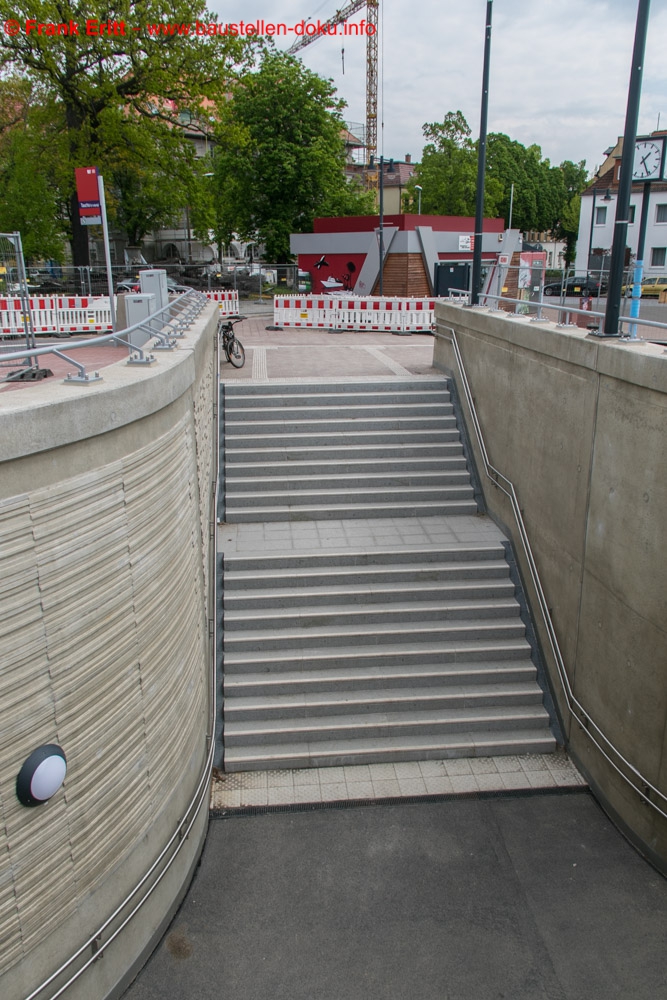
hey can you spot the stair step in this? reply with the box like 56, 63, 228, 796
224, 705, 552, 746
225, 472, 472, 491
224, 598, 521, 631
225, 404, 454, 421
223, 729, 558, 771
224, 579, 516, 610
225, 638, 533, 673
226, 457, 468, 476
224, 381, 448, 398
225, 430, 462, 448
225, 417, 457, 436
225, 619, 526, 653
225, 443, 466, 463
224, 500, 480, 521
225, 661, 538, 696
224, 546, 507, 573
224, 565, 512, 591
224, 390, 452, 409
224, 683, 544, 721
225, 485, 475, 507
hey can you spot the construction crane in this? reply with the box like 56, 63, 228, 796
287, 0, 379, 189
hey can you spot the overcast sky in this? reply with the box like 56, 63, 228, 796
211, 0, 667, 176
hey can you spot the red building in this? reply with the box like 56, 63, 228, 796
291, 214, 508, 296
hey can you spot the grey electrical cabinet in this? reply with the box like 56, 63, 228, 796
125, 293, 156, 347
139, 269, 169, 313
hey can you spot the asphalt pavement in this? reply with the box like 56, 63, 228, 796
122, 790, 667, 1000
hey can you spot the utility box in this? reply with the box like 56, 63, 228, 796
139, 269, 169, 313
434, 262, 471, 297
125, 293, 156, 347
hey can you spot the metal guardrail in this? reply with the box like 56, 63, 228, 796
0, 288, 209, 384
438, 321, 667, 822
478, 291, 667, 341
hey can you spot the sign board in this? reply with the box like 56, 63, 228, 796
75, 167, 102, 226
498, 254, 510, 265
458, 235, 474, 252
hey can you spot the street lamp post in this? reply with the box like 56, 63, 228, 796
378, 155, 384, 295
414, 185, 422, 215
471, 0, 493, 306
601, 0, 651, 337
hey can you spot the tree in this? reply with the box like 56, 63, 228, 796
0, 1, 251, 263
403, 111, 502, 217
0, 78, 67, 260
404, 112, 589, 261
211, 50, 374, 263
553, 160, 588, 267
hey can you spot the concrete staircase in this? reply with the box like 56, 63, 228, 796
220, 379, 556, 771
222, 380, 478, 521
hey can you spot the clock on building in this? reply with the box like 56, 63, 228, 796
632, 138, 664, 181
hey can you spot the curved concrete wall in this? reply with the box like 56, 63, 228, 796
0, 303, 219, 1000
433, 302, 667, 870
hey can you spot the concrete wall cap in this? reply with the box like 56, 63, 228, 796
0, 303, 217, 463
434, 301, 666, 394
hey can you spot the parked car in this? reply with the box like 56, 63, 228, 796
638, 274, 667, 298
543, 276, 608, 297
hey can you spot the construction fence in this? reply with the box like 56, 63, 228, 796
273, 295, 436, 333
0, 290, 239, 338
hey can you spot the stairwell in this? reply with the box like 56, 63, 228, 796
220, 378, 556, 771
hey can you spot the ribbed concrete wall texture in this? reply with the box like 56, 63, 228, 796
0, 304, 218, 1000
433, 302, 667, 870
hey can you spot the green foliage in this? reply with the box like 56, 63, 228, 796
0, 0, 253, 261
0, 79, 67, 259
403, 110, 502, 217
404, 111, 590, 261
211, 50, 375, 262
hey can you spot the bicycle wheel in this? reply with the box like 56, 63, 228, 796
228, 337, 245, 368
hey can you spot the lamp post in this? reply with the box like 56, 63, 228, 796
471, 0, 493, 306
602, 0, 651, 337
415, 185, 422, 215
378, 154, 384, 295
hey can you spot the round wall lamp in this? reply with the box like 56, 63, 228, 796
16, 745, 67, 807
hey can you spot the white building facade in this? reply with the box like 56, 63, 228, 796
574, 131, 667, 276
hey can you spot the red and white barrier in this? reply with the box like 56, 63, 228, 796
273, 296, 338, 328
1, 296, 113, 336
206, 289, 239, 315
273, 294, 436, 333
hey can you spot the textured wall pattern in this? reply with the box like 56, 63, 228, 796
0, 413, 208, 979
193, 350, 215, 602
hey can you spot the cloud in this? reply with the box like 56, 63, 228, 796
213, 0, 667, 173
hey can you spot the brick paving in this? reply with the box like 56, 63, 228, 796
220, 309, 438, 381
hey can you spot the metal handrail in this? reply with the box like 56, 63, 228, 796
0, 288, 209, 383
478, 291, 667, 339
438, 321, 667, 820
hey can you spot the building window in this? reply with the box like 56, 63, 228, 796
628, 205, 636, 224
650, 247, 666, 268
656, 204, 667, 223
595, 206, 607, 225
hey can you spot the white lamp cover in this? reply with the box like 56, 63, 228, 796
16, 745, 67, 807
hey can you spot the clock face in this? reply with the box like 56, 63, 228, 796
633, 139, 663, 180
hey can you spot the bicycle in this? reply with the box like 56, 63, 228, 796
218, 315, 246, 368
